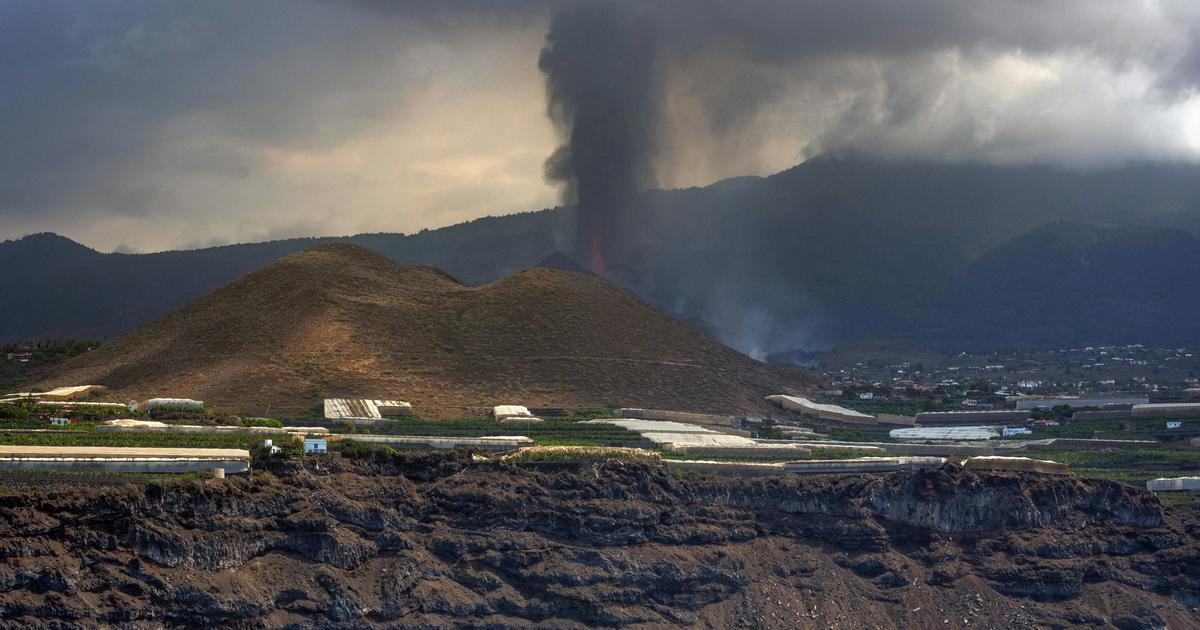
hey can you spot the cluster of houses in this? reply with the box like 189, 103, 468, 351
768, 391, 1200, 443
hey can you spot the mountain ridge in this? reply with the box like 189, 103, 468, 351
33, 243, 802, 417
5, 157, 1200, 352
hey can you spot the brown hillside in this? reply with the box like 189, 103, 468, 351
35, 244, 807, 417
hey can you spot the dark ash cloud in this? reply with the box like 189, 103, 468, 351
531, 0, 1200, 354
1, 0, 1197, 253
535, 0, 1200, 271
539, 4, 665, 273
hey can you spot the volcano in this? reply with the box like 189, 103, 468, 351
33, 244, 804, 417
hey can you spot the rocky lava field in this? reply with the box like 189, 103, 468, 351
0, 453, 1197, 629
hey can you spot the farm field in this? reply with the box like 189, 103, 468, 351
0, 427, 264, 451
1020, 447, 1200, 483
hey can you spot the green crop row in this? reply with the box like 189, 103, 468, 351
1020, 417, 1200, 441
0, 430, 262, 450
804, 446, 895, 460
1023, 448, 1200, 468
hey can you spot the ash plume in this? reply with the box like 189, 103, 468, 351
535, 1, 1200, 276
538, 3, 664, 274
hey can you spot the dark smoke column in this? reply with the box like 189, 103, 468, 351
539, 3, 662, 275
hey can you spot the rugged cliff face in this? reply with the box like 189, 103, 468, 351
0, 454, 1196, 629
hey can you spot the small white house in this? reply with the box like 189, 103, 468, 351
263, 438, 281, 455
48, 417, 70, 426
1002, 426, 1032, 437
858, 392, 875, 400
493, 405, 536, 422
1167, 421, 1183, 430
304, 438, 327, 454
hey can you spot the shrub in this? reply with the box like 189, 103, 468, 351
243, 417, 283, 428
337, 440, 397, 459
0, 404, 29, 420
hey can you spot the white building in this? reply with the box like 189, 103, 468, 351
304, 438, 327, 454
323, 398, 411, 421
145, 398, 204, 411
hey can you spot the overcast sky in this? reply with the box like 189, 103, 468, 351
3, 0, 1199, 252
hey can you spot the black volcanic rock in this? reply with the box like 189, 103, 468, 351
0, 454, 1194, 628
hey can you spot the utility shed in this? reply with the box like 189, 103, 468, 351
98, 419, 329, 435
766, 395, 877, 424
342, 434, 533, 452
324, 399, 412, 421
963, 456, 1068, 475
783, 457, 946, 474
4, 385, 108, 401
592, 419, 717, 434
890, 426, 999, 441
915, 410, 1030, 426
584, 419, 809, 458
0, 445, 250, 474
1016, 397, 1147, 410
1146, 477, 1200, 491
662, 460, 786, 477
36, 401, 129, 410
104, 419, 170, 428
617, 408, 741, 427
1072, 410, 1131, 421
145, 398, 204, 411
877, 413, 917, 426
493, 405, 535, 421
1132, 403, 1200, 419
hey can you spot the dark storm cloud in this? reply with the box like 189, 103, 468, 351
1, 0, 1197, 251
0, 0, 554, 248
536, 0, 1199, 269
